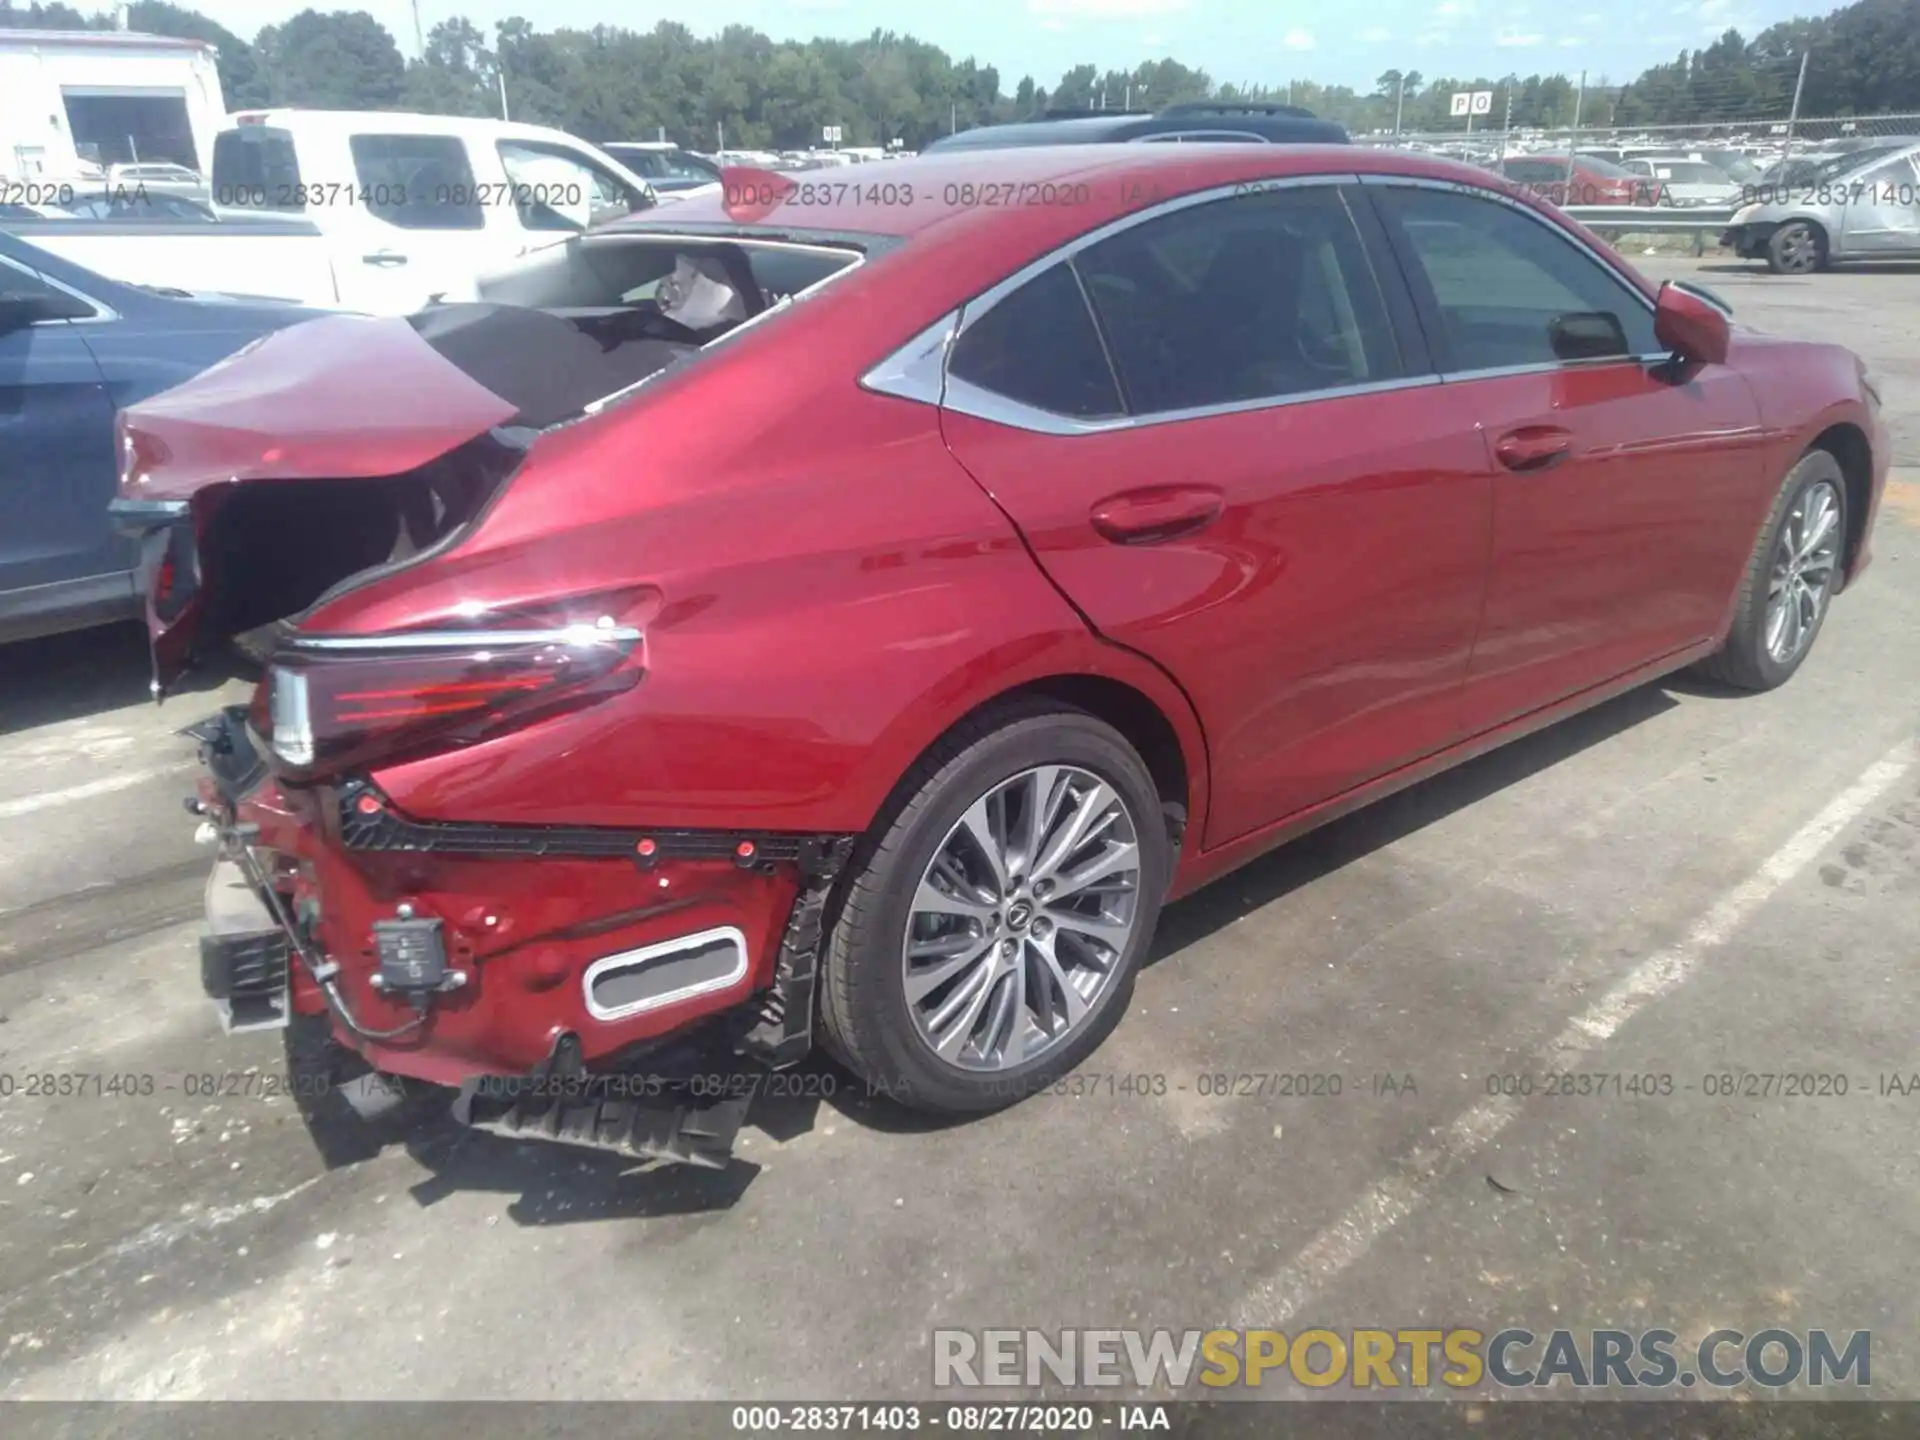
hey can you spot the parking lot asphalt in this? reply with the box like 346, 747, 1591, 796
0, 256, 1917, 1405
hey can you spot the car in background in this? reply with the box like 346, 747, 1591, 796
1619, 157, 1743, 208
924, 100, 1347, 151
1724, 140, 1920, 273
1630, 147, 1765, 186
106, 161, 206, 198
59, 187, 221, 222
599, 141, 722, 197
0, 229, 312, 643
1495, 154, 1659, 207
118, 142, 1883, 1171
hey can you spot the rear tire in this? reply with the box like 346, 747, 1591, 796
1765, 220, 1826, 275
820, 700, 1170, 1115
1697, 449, 1848, 692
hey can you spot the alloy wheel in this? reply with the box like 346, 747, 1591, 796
1765, 479, 1842, 664
1773, 223, 1820, 275
901, 765, 1142, 1072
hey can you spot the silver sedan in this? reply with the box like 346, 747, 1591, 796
1723, 141, 1920, 273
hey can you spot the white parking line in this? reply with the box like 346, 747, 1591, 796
0, 764, 193, 822
1229, 735, 1919, 1329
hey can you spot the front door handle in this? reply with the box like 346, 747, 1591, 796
1494, 425, 1573, 473
362, 250, 409, 267
1089, 485, 1225, 545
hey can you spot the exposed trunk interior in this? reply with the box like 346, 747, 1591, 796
200, 429, 527, 654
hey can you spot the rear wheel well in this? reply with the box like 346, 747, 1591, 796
1809, 422, 1873, 582
1016, 675, 1190, 828
869, 675, 1193, 850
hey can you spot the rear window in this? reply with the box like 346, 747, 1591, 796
212, 126, 303, 212
948, 262, 1123, 419
349, 133, 484, 231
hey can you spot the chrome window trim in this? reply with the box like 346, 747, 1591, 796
942, 370, 1445, 437
0, 252, 115, 325
858, 169, 1680, 435
863, 174, 1375, 432
860, 311, 958, 406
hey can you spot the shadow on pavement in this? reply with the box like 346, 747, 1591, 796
0, 621, 254, 737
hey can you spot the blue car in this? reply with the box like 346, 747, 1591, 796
0, 229, 312, 644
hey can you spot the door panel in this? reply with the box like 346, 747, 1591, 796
1839, 156, 1920, 255
1366, 180, 1769, 728
934, 182, 1496, 846
1452, 361, 1767, 728
0, 320, 118, 594
943, 390, 1492, 846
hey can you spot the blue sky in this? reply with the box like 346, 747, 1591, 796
192, 0, 1833, 90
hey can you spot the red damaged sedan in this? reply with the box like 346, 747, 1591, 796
113, 143, 1887, 1167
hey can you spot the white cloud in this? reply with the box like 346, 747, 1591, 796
1415, 28, 1450, 45
1142, 30, 1164, 44
1038, 15, 1068, 28
1436, 0, 1477, 15
1558, 35, 1581, 45
1361, 24, 1392, 40
1283, 27, 1316, 48
1027, 0, 1191, 15
1495, 29, 1545, 45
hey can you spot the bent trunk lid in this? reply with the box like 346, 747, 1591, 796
111, 313, 521, 693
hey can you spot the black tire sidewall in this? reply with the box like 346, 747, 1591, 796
1734, 452, 1847, 688
841, 712, 1169, 1113
1768, 222, 1824, 275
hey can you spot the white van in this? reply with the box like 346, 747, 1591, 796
204, 109, 663, 312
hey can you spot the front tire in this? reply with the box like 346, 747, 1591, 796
1698, 450, 1847, 692
821, 701, 1170, 1115
1766, 220, 1827, 275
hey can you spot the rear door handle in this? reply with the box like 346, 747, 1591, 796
362, 250, 409, 267
1493, 425, 1573, 473
1089, 485, 1225, 545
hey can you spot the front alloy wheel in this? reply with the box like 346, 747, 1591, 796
1698, 448, 1849, 692
903, 765, 1141, 1071
1764, 479, 1842, 666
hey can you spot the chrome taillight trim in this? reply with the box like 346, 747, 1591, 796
285, 625, 643, 653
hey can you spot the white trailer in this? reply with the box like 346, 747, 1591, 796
0, 28, 226, 185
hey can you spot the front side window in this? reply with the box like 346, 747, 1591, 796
1070, 185, 1400, 414
350, 133, 484, 231
948, 262, 1123, 420
1373, 185, 1659, 372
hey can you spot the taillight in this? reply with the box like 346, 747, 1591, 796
265, 597, 651, 779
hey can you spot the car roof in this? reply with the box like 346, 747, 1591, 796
607, 142, 1530, 245
925, 107, 1346, 152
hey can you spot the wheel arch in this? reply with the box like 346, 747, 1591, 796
856, 664, 1209, 866
1807, 421, 1875, 585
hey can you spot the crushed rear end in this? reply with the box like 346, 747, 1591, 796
112, 261, 865, 1169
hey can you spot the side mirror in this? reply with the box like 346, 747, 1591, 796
1549, 310, 1630, 361
1653, 280, 1732, 366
